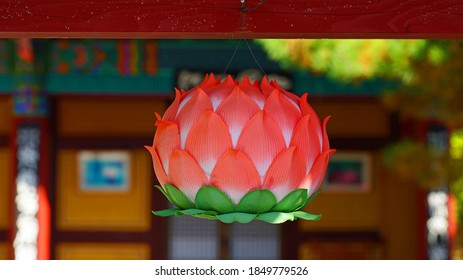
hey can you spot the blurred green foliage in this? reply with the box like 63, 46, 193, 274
257, 39, 463, 125
451, 131, 463, 222
257, 39, 463, 225
451, 130, 463, 160
256, 39, 448, 84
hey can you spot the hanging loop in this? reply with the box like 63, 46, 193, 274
241, 0, 266, 12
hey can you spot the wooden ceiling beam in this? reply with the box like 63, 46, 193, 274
1, 0, 463, 39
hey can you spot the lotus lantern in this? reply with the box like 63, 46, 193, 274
146, 74, 334, 223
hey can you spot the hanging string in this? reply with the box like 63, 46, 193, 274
223, 0, 267, 76
223, 39, 242, 75
222, 39, 267, 76
244, 39, 266, 76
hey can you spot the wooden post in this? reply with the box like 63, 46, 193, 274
9, 39, 51, 260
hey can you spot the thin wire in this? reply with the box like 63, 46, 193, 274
224, 0, 267, 75
223, 39, 242, 75
244, 39, 266, 76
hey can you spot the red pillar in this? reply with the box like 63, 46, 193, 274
9, 39, 50, 260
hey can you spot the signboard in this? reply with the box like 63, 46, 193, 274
323, 152, 371, 193
78, 151, 130, 192
176, 69, 293, 91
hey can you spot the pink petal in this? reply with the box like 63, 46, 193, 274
182, 74, 217, 98
299, 149, 336, 196
206, 75, 236, 110
263, 147, 306, 201
154, 120, 180, 174
322, 116, 331, 152
177, 89, 192, 117
197, 73, 218, 91
210, 149, 262, 204
300, 93, 321, 122
236, 111, 286, 178
270, 80, 301, 105
300, 93, 323, 144
145, 146, 168, 186
238, 76, 267, 109
261, 76, 301, 106
154, 112, 162, 122
168, 149, 208, 202
216, 86, 261, 147
185, 110, 233, 178
264, 90, 302, 146
290, 114, 322, 173
162, 88, 181, 121
175, 88, 213, 148
260, 76, 275, 98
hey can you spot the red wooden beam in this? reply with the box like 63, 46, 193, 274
0, 0, 463, 38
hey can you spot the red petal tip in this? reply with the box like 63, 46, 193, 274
241, 75, 251, 84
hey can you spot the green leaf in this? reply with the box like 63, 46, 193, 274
164, 184, 195, 209
296, 189, 322, 211
272, 189, 308, 212
193, 213, 219, 221
178, 209, 218, 216
292, 211, 321, 221
306, 189, 321, 205
177, 209, 205, 215
195, 186, 235, 213
216, 213, 257, 224
152, 208, 178, 217
236, 190, 277, 213
257, 212, 296, 224
174, 211, 185, 217
154, 185, 168, 197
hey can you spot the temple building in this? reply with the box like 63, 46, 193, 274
0, 39, 455, 260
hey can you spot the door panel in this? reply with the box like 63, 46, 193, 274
52, 97, 168, 259
56, 149, 151, 231
0, 243, 7, 260
56, 242, 150, 260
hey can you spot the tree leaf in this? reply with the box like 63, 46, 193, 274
236, 190, 277, 213
257, 212, 296, 224
292, 211, 321, 221
195, 186, 235, 213
216, 213, 257, 224
152, 208, 178, 217
163, 184, 195, 209
272, 189, 308, 212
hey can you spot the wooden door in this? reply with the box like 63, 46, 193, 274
50, 96, 168, 259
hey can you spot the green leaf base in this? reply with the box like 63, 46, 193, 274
152, 184, 321, 224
